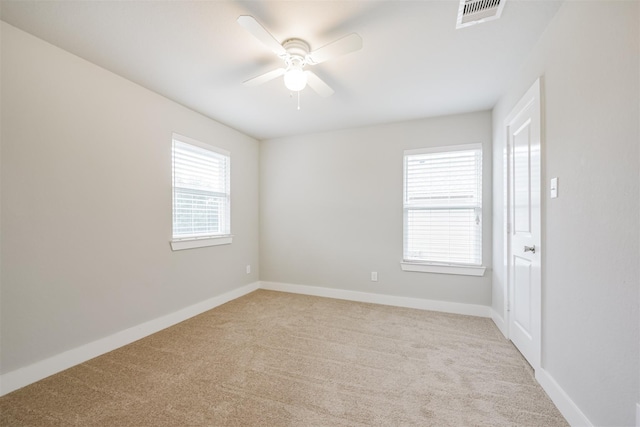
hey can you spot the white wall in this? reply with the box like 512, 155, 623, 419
492, 2, 639, 425
0, 23, 260, 374
260, 111, 492, 306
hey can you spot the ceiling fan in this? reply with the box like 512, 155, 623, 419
237, 15, 363, 98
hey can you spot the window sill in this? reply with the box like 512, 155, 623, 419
400, 262, 486, 277
170, 235, 232, 251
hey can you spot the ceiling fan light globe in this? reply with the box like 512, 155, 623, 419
284, 68, 307, 92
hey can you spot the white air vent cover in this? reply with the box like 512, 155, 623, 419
456, 0, 506, 29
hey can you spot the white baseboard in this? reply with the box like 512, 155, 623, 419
490, 309, 508, 338
259, 281, 492, 318
536, 368, 593, 427
0, 281, 260, 397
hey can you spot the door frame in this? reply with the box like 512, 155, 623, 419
503, 77, 543, 370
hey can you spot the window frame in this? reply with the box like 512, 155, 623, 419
401, 143, 485, 276
170, 133, 232, 251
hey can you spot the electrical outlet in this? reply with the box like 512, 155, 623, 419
246, 265, 251, 274
371, 272, 378, 282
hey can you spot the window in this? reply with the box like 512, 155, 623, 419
171, 134, 231, 250
402, 144, 485, 276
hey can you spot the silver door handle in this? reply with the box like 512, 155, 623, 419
524, 245, 536, 254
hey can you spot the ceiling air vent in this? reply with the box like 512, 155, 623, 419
456, 0, 506, 29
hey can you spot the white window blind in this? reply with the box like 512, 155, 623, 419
403, 144, 482, 266
172, 135, 230, 240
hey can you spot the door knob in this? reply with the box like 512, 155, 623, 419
524, 245, 536, 254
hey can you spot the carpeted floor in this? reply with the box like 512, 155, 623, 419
0, 290, 568, 426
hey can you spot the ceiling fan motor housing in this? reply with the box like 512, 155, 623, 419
282, 38, 310, 68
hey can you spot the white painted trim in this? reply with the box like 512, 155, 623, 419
490, 309, 508, 338
401, 262, 486, 276
0, 282, 260, 396
636, 403, 640, 427
500, 107, 511, 340
404, 142, 482, 155
259, 281, 491, 318
170, 235, 232, 251
536, 368, 593, 427
172, 132, 230, 157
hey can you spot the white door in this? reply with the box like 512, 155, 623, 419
506, 79, 542, 370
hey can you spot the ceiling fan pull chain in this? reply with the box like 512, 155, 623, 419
297, 91, 301, 110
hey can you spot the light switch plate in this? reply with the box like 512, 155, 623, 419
550, 177, 558, 199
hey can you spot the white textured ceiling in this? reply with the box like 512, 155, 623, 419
0, 0, 562, 140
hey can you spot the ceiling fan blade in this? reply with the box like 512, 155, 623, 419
237, 15, 287, 57
243, 68, 286, 87
305, 71, 334, 97
307, 33, 362, 65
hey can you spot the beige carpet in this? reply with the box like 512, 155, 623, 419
0, 290, 567, 426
